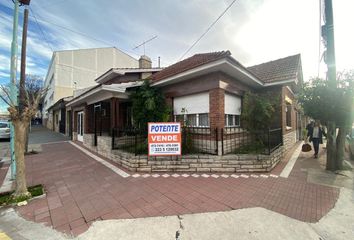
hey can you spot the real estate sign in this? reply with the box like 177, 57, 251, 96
148, 122, 181, 156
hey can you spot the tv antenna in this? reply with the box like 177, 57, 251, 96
133, 35, 157, 55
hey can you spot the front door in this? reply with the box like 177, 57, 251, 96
77, 111, 84, 142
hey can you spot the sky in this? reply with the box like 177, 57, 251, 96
0, 0, 353, 113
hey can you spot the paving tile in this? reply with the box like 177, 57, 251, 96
55, 223, 71, 236
18, 141, 340, 237
50, 207, 68, 228
71, 224, 89, 237
69, 217, 86, 229
34, 211, 50, 221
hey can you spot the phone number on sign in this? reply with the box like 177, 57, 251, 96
150, 143, 180, 153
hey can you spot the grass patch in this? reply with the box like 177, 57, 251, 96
0, 184, 44, 206
233, 142, 267, 154
117, 142, 148, 155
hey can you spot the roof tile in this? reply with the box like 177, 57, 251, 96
152, 51, 231, 82
247, 54, 301, 83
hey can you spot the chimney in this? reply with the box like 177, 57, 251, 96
139, 55, 152, 69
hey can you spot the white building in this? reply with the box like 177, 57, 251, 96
42, 47, 139, 129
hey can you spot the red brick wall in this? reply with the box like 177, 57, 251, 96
281, 86, 297, 134
209, 88, 225, 131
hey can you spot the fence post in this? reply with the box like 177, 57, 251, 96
267, 128, 271, 154
215, 128, 218, 155
221, 128, 224, 155
134, 129, 138, 156
111, 128, 114, 150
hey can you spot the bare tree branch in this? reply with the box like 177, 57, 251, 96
0, 85, 15, 106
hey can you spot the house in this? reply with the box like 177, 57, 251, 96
151, 51, 303, 151
42, 47, 139, 130
66, 55, 162, 143
66, 50, 304, 173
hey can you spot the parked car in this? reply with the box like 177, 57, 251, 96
0, 121, 10, 140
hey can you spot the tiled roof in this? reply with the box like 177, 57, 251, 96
152, 51, 231, 82
247, 54, 301, 83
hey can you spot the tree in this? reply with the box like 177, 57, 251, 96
0, 74, 46, 198
241, 91, 280, 131
131, 80, 170, 129
299, 71, 354, 170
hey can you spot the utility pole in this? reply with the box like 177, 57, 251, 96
9, 0, 31, 180
19, 8, 29, 117
323, 0, 337, 170
9, 0, 20, 180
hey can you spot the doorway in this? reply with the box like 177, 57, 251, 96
77, 111, 84, 142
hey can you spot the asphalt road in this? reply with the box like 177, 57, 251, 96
0, 139, 10, 161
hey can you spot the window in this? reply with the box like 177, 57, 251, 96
49, 74, 54, 86
286, 104, 292, 128
174, 113, 209, 127
186, 114, 197, 126
225, 114, 240, 127
199, 113, 209, 127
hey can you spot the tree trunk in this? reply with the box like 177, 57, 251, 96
13, 120, 30, 197
25, 122, 29, 153
326, 121, 337, 171
335, 127, 346, 170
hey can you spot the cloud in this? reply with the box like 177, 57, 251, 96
0, 0, 353, 85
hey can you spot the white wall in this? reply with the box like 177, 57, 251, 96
174, 92, 209, 114
225, 93, 241, 115
43, 47, 139, 117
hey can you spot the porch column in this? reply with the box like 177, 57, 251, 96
84, 105, 92, 134
165, 96, 173, 121
110, 98, 118, 129
73, 111, 77, 133
209, 88, 225, 155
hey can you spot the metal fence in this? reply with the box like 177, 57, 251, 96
111, 127, 218, 155
111, 127, 147, 155
182, 127, 218, 155
111, 127, 282, 156
222, 127, 282, 155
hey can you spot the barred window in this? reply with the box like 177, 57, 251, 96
225, 114, 240, 127
199, 113, 209, 127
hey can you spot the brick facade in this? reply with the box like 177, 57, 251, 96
209, 88, 225, 130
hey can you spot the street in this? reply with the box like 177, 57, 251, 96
0, 139, 10, 161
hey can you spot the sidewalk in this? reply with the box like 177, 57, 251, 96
28, 125, 70, 145
15, 142, 339, 235
0, 135, 352, 239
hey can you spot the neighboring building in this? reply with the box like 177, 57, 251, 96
66, 55, 161, 140
47, 96, 73, 134
43, 47, 139, 129
66, 50, 304, 173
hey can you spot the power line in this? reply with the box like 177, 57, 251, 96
29, 14, 114, 47
179, 0, 237, 61
29, 6, 54, 52
27, 12, 143, 59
